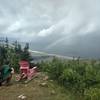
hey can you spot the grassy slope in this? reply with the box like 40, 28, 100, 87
0, 74, 82, 100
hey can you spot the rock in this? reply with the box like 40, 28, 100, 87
43, 76, 49, 81
24, 80, 28, 84
50, 90, 56, 95
18, 94, 23, 98
18, 94, 27, 100
39, 82, 48, 87
21, 96, 26, 100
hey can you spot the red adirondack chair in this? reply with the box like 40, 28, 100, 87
17, 60, 37, 81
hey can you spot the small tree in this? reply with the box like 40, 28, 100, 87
5, 37, 9, 48
24, 43, 29, 52
20, 43, 32, 62
0, 45, 7, 65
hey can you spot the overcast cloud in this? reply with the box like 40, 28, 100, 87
0, 0, 100, 58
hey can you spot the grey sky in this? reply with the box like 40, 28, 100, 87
0, 0, 100, 58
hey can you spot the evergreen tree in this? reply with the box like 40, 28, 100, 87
14, 40, 18, 53
5, 37, 9, 48
20, 43, 32, 61
17, 43, 22, 53
24, 43, 29, 52
0, 45, 7, 65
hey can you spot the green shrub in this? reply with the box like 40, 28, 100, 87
84, 88, 100, 100
39, 57, 100, 98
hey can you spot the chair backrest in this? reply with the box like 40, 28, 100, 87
19, 60, 29, 70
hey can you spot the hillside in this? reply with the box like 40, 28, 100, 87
0, 73, 79, 100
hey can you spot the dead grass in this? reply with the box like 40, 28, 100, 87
0, 74, 76, 100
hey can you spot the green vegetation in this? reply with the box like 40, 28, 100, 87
0, 38, 32, 73
39, 57, 100, 100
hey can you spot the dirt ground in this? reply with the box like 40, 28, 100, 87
0, 73, 72, 100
